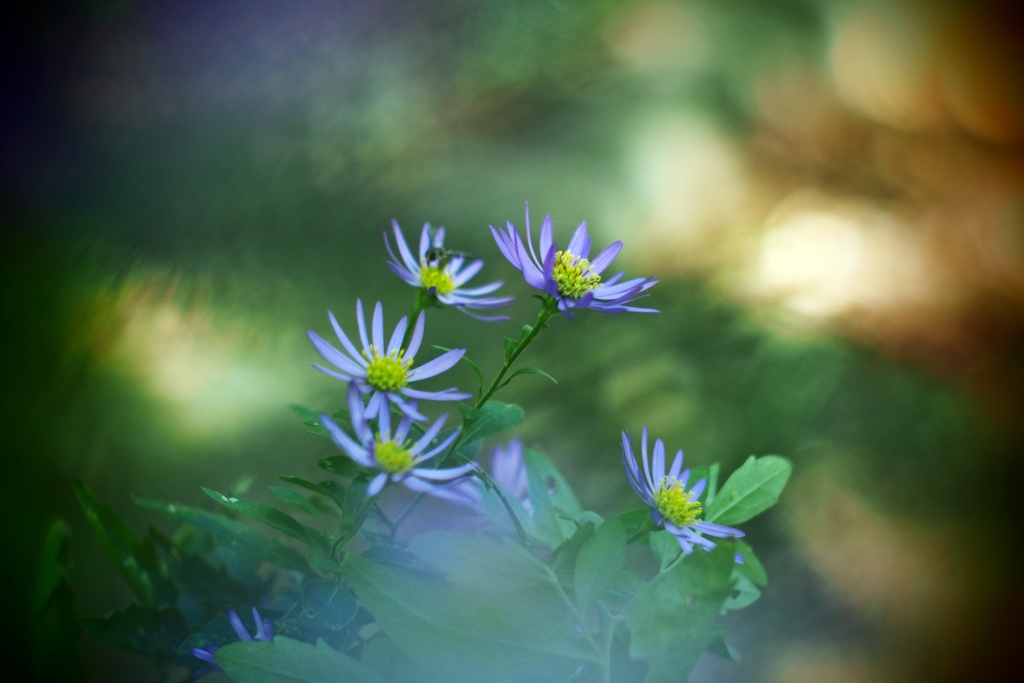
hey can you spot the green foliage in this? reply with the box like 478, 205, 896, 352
31, 520, 81, 683
706, 455, 792, 526
69, 225, 793, 683
217, 637, 386, 683
625, 545, 736, 683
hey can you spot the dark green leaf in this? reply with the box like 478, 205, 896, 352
136, 498, 308, 572
75, 481, 175, 605
217, 636, 386, 683
149, 528, 257, 608
202, 488, 330, 555
705, 456, 792, 525
317, 455, 364, 479
81, 604, 188, 663
30, 520, 81, 683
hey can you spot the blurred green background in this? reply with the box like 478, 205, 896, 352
3, 0, 1023, 681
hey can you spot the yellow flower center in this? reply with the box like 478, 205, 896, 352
375, 439, 414, 474
420, 265, 456, 295
363, 346, 412, 392
552, 250, 601, 299
652, 478, 702, 528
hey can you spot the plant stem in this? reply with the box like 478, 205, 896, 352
475, 297, 559, 409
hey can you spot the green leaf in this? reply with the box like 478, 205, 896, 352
721, 573, 761, 613
343, 547, 593, 682
149, 528, 257, 608
74, 481, 174, 605
500, 366, 558, 388
136, 498, 308, 572
268, 486, 329, 522
275, 579, 359, 648
705, 455, 792, 526
457, 401, 524, 444
30, 520, 81, 683
649, 530, 682, 571
574, 517, 625, 612
435, 345, 485, 397
216, 636, 386, 683
734, 540, 768, 586
289, 403, 321, 427
202, 488, 331, 556
625, 544, 735, 682
524, 447, 582, 547
317, 455, 365, 479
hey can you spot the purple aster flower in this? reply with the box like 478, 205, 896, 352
385, 221, 513, 320
490, 204, 658, 316
436, 437, 532, 510
320, 384, 477, 497
621, 426, 744, 558
190, 606, 273, 676
307, 300, 470, 421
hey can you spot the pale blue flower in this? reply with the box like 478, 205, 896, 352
622, 426, 744, 557
308, 300, 470, 421
320, 384, 476, 497
436, 437, 531, 510
491, 204, 658, 316
385, 221, 513, 320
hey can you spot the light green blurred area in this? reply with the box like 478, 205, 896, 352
4, 0, 1022, 681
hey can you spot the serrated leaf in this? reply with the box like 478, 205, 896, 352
574, 518, 625, 612
202, 488, 330, 556
149, 528, 257, 608
705, 456, 792, 525
74, 481, 175, 605
136, 498, 308, 572
216, 636, 386, 683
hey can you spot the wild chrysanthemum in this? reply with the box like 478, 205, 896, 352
490, 204, 658, 316
320, 384, 476, 497
436, 437, 532, 510
622, 426, 744, 557
308, 300, 470, 421
190, 606, 273, 676
385, 221, 513, 320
